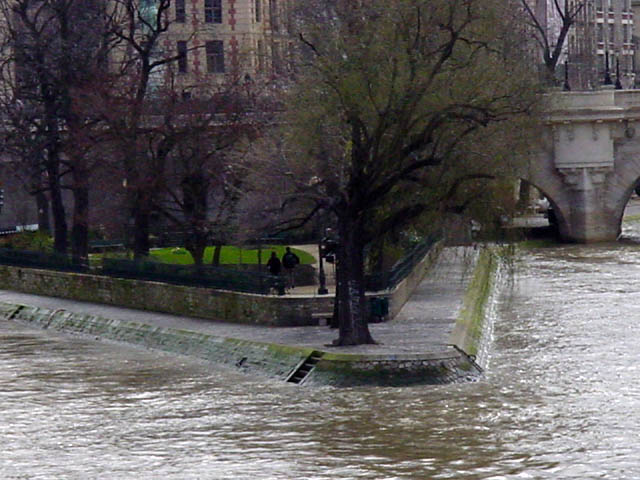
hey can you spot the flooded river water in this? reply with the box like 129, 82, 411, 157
5, 223, 640, 478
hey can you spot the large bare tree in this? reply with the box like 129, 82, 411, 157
252, 0, 539, 345
151, 83, 265, 266
95, 0, 187, 259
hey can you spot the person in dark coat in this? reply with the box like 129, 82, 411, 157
281, 246, 300, 289
266, 251, 281, 276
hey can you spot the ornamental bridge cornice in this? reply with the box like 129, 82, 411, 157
544, 90, 640, 126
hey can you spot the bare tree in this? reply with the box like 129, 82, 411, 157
0, 0, 110, 260
95, 0, 186, 259
150, 82, 264, 266
518, 0, 587, 83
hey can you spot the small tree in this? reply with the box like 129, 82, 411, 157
153, 85, 261, 266
253, 0, 539, 345
97, 0, 185, 259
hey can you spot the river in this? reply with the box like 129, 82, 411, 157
4, 220, 640, 479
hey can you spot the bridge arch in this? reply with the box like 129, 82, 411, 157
517, 179, 568, 236
527, 90, 640, 242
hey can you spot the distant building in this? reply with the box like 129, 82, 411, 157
568, 0, 635, 89
527, 0, 634, 89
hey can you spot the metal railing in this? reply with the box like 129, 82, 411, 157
364, 237, 437, 292
101, 258, 284, 295
0, 248, 88, 273
0, 236, 436, 296
0, 247, 284, 295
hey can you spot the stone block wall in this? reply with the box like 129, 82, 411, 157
0, 265, 333, 326
1, 302, 483, 387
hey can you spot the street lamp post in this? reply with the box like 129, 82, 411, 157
615, 57, 623, 90
604, 51, 613, 85
317, 240, 329, 295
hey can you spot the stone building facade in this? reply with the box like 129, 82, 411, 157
526, 0, 635, 89
567, 0, 635, 89
158, 0, 293, 96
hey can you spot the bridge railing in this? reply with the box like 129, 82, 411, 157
0, 248, 89, 273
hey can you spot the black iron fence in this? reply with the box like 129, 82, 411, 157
0, 247, 284, 295
102, 258, 285, 295
0, 235, 437, 295
364, 237, 437, 292
0, 248, 89, 273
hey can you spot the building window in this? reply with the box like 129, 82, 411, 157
205, 0, 222, 23
177, 41, 188, 73
269, 0, 278, 32
257, 39, 264, 71
255, 0, 261, 22
206, 40, 225, 73
597, 23, 604, 43
609, 24, 614, 44
176, 0, 186, 22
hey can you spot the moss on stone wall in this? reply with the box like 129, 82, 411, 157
1, 300, 483, 387
449, 247, 498, 358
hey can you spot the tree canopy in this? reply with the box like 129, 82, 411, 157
252, 0, 541, 345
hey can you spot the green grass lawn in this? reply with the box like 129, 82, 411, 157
149, 245, 316, 265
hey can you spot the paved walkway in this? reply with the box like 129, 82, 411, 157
0, 247, 477, 356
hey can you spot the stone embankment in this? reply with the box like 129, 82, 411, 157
0, 247, 500, 387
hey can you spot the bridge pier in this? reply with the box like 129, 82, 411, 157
555, 167, 620, 242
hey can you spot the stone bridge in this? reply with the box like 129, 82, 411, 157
528, 90, 640, 242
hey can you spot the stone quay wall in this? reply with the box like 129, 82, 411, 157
0, 246, 499, 387
449, 247, 499, 361
0, 302, 483, 387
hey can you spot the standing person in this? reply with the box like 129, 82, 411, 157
282, 246, 300, 290
266, 251, 281, 276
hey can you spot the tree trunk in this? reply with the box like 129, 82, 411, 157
330, 254, 341, 329
182, 173, 209, 267
132, 190, 151, 259
333, 214, 375, 345
211, 244, 222, 266
47, 158, 67, 254
185, 231, 206, 266
36, 191, 50, 234
71, 174, 89, 265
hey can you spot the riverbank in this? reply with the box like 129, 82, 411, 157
0, 246, 500, 387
